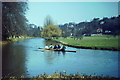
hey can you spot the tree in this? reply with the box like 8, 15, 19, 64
42, 25, 62, 38
42, 15, 61, 38
44, 15, 53, 27
2, 2, 28, 40
26, 24, 43, 37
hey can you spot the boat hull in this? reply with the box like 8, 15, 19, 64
38, 48, 76, 52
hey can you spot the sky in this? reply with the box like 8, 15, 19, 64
25, 2, 118, 27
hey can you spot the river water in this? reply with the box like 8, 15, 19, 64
2, 38, 120, 78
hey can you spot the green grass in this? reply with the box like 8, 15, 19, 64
0, 36, 34, 45
53, 35, 120, 49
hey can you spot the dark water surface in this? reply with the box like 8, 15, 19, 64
2, 38, 119, 78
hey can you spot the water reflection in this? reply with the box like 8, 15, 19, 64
44, 51, 66, 64
44, 39, 66, 64
2, 38, 119, 78
44, 51, 56, 64
2, 42, 27, 78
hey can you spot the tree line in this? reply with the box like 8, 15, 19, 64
2, 2, 61, 41
2, 2, 120, 41
59, 15, 120, 39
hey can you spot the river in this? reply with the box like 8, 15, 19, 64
2, 38, 120, 78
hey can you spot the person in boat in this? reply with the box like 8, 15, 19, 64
53, 45, 58, 49
57, 44, 61, 49
49, 44, 53, 49
61, 45, 66, 51
45, 45, 49, 49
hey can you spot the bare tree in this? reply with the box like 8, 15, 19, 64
44, 15, 53, 27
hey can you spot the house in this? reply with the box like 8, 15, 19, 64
97, 28, 103, 33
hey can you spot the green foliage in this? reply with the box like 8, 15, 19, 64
2, 2, 28, 40
42, 25, 62, 37
2, 72, 118, 80
59, 15, 120, 38
27, 24, 43, 37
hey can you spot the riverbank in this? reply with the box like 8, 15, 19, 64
2, 72, 119, 80
0, 36, 34, 45
52, 35, 120, 51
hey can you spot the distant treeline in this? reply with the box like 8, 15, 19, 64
59, 15, 120, 38
2, 2, 120, 41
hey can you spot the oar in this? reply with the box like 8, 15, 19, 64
38, 48, 44, 50
38, 48, 50, 51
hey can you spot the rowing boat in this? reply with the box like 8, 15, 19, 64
38, 48, 76, 52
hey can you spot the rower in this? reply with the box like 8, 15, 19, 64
57, 45, 61, 49
61, 45, 66, 51
49, 44, 53, 49
53, 45, 58, 49
45, 45, 49, 49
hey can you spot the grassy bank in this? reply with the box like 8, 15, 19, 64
2, 72, 119, 80
0, 36, 34, 45
52, 35, 120, 51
